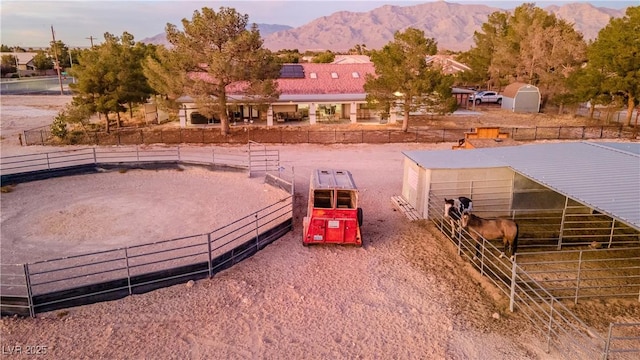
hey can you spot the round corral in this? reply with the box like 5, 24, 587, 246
1, 166, 290, 265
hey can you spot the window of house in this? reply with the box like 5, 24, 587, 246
331, 72, 338, 79
352, 72, 359, 78
310, 72, 317, 79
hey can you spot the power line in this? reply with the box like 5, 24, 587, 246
86, 35, 96, 48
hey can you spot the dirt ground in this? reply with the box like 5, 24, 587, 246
0, 96, 637, 359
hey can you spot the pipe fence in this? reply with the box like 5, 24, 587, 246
428, 179, 640, 251
1, 143, 293, 317
427, 193, 640, 359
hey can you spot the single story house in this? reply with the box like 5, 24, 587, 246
178, 62, 388, 127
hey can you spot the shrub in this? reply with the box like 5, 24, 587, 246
51, 112, 68, 139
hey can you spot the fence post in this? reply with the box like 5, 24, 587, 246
124, 248, 132, 295
207, 233, 213, 278
581, 126, 586, 139
177, 145, 181, 162
600, 126, 604, 138
23, 264, 35, 318
604, 323, 613, 360
136, 145, 140, 162
509, 259, 517, 312
534, 126, 538, 140
558, 197, 569, 250
546, 297, 555, 354
557, 127, 561, 139
574, 250, 583, 305
45, 153, 51, 170
255, 213, 260, 250
93, 148, 97, 164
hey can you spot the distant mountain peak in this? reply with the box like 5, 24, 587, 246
142, 3, 626, 53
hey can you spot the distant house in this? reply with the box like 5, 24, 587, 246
11, 52, 37, 71
331, 55, 372, 64
425, 55, 471, 75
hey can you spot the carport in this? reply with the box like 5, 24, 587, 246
501, 82, 540, 113
400, 141, 640, 248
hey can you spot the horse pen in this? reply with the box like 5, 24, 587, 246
426, 190, 640, 359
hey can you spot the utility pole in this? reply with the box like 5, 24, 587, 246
51, 25, 64, 95
86, 35, 96, 48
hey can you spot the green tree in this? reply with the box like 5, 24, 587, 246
49, 40, 70, 68
69, 33, 124, 133
364, 28, 451, 132
461, 3, 587, 104
457, 12, 508, 89
1, 44, 12, 52
70, 32, 154, 132
143, 45, 187, 120
115, 32, 154, 120
586, 6, 640, 126
165, 7, 281, 135
1, 54, 17, 75
32, 50, 54, 72
311, 50, 335, 63
275, 49, 301, 64
349, 44, 369, 55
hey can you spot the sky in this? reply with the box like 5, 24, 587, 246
1, 0, 637, 48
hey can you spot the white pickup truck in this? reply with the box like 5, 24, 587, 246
469, 91, 503, 105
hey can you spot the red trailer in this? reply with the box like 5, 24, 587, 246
303, 169, 363, 246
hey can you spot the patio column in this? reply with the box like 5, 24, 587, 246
309, 103, 317, 125
389, 104, 398, 124
179, 105, 187, 128
350, 102, 357, 124
266, 105, 274, 127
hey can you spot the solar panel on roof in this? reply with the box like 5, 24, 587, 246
279, 64, 305, 79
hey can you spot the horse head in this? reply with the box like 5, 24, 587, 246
460, 213, 470, 228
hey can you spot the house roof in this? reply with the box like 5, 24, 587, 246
332, 55, 372, 64
425, 55, 471, 75
9, 52, 38, 65
276, 63, 374, 95
403, 141, 640, 230
503, 82, 539, 98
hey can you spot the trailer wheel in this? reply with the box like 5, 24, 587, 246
357, 207, 363, 227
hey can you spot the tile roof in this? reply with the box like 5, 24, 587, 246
202, 63, 375, 97
277, 63, 375, 95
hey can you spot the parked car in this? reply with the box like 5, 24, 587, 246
469, 91, 503, 105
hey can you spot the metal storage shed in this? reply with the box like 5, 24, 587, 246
501, 82, 540, 113
401, 141, 640, 232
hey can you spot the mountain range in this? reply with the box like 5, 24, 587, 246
140, 2, 628, 52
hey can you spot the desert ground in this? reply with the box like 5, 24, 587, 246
0, 96, 637, 359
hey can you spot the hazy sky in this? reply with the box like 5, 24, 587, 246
1, 0, 636, 48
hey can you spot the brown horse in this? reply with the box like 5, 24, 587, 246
460, 213, 519, 261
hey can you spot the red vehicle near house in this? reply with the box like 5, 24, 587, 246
303, 169, 363, 247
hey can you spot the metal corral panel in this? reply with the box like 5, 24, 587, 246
311, 169, 358, 190
403, 141, 640, 230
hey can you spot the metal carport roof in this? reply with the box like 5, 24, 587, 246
403, 141, 640, 230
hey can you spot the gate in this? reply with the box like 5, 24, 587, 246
248, 140, 280, 176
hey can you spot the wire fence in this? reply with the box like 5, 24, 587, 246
427, 193, 640, 359
22, 124, 633, 146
